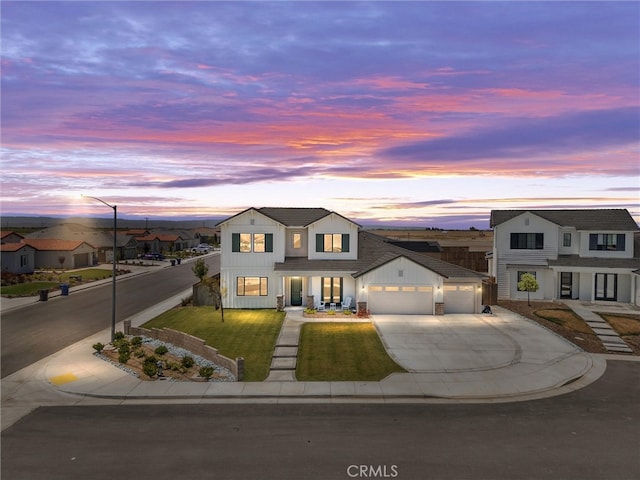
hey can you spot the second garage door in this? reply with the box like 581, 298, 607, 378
368, 285, 433, 314
444, 284, 476, 313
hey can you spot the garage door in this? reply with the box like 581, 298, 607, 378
368, 285, 433, 314
444, 284, 476, 313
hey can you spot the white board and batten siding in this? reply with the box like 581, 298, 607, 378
360, 257, 441, 315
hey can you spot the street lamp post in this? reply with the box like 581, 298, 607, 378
83, 195, 117, 342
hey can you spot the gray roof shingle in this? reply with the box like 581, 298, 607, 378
490, 209, 638, 231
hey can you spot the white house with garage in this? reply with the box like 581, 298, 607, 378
218, 207, 484, 314
489, 209, 640, 304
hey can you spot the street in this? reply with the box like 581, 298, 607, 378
1, 360, 638, 480
1, 255, 220, 377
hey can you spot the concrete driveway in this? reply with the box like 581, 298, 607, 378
372, 309, 582, 373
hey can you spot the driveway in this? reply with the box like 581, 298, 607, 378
372, 309, 583, 373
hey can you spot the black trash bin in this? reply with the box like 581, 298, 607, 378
170, 259, 176, 266
39, 289, 49, 302
60, 283, 69, 296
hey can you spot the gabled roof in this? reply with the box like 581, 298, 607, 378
0, 242, 35, 252
23, 239, 95, 251
353, 231, 484, 279
218, 207, 360, 228
274, 231, 484, 280
1, 231, 24, 241
490, 209, 639, 231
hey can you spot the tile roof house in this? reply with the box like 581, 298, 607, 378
1, 231, 25, 244
23, 239, 96, 270
218, 207, 485, 314
489, 209, 640, 304
1, 241, 36, 274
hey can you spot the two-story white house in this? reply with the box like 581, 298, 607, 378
218, 207, 485, 314
489, 209, 640, 304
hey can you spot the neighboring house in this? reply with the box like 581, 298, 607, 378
23, 239, 96, 269
135, 233, 189, 255
26, 223, 138, 261
1, 231, 25, 244
489, 209, 640, 303
1, 242, 36, 274
218, 207, 484, 314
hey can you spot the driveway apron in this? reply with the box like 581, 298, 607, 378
372, 311, 579, 373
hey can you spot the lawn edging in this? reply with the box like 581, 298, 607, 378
124, 320, 244, 381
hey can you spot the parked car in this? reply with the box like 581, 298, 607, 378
192, 243, 211, 254
142, 252, 164, 260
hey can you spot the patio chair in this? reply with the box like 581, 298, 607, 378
316, 301, 326, 311
341, 296, 352, 311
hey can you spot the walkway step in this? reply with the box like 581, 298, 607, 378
270, 357, 297, 370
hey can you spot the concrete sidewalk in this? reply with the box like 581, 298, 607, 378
4, 290, 637, 432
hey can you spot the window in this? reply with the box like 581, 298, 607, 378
232, 233, 273, 253
563, 233, 571, 247
237, 277, 268, 296
20, 254, 28, 267
589, 234, 625, 251
510, 233, 544, 249
316, 233, 349, 253
292, 233, 301, 249
321, 277, 343, 303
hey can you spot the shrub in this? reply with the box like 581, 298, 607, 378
181, 355, 195, 368
118, 343, 130, 355
144, 355, 158, 366
114, 331, 125, 340
130, 336, 142, 347
143, 362, 157, 378
133, 348, 145, 358
118, 351, 130, 364
198, 366, 214, 379
154, 345, 169, 356
92, 342, 104, 354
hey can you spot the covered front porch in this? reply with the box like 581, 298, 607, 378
276, 272, 358, 311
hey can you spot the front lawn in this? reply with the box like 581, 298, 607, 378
0, 281, 59, 296
142, 308, 285, 381
296, 322, 405, 381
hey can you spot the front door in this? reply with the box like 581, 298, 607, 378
560, 272, 572, 298
290, 277, 303, 306
595, 273, 617, 301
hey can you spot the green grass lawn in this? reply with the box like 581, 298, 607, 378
0, 281, 59, 296
1, 268, 115, 297
142, 307, 285, 381
296, 322, 405, 381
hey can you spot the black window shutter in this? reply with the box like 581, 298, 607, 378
316, 234, 323, 252
232, 233, 240, 252
617, 234, 625, 251
342, 234, 350, 252
589, 234, 597, 250
265, 233, 273, 252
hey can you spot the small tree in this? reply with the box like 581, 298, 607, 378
192, 258, 209, 282
205, 275, 225, 323
517, 273, 539, 306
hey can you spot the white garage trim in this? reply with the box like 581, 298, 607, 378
443, 284, 476, 314
368, 285, 433, 314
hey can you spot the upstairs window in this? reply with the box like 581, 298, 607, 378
316, 233, 349, 253
589, 234, 625, 251
232, 233, 273, 253
292, 233, 302, 249
563, 233, 571, 247
510, 233, 544, 250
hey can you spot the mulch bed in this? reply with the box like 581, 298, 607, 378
497, 300, 611, 354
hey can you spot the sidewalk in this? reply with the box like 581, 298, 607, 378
3, 286, 638, 431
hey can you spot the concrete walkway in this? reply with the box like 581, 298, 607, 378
563, 300, 636, 354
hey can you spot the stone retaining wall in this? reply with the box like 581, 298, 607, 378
124, 321, 243, 381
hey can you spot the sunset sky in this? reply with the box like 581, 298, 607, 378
1, 1, 639, 228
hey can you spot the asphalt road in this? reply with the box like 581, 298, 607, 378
1, 361, 638, 480
1, 255, 220, 378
